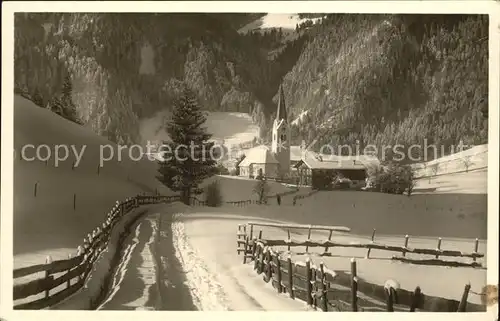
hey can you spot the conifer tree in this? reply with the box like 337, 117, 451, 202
157, 86, 218, 204
32, 88, 44, 108
60, 73, 80, 123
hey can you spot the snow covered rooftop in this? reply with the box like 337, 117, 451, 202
239, 145, 279, 167
294, 150, 378, 170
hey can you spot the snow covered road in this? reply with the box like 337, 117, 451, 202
96, 204, 312, 311
98, 211, 204, 310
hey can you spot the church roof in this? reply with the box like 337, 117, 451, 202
238, 145, 279, 167
276, 84, 287, 122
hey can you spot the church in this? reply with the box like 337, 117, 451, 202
238, 85, 291, 179
237, 85, 373, 187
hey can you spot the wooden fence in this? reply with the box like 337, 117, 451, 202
292, 190, 319, 206
226, 188, 304, 207
13, 194, 194, 310
236, 224, 486, 312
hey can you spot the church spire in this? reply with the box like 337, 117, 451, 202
276, 84, 287, 122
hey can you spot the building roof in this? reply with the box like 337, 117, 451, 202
276, 84, 287, 122
290, 145, 305, 162
238, 145, 279, 167
293, 150, 379, 170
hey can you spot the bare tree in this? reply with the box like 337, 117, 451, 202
429, 162, 440, 182
461, 155, 475, 173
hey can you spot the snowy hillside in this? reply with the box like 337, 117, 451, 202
13, 95, 171, 269
239, 13, 324, 36
238, 14, 324, 59
411, 144, 488, 194
139, 110, 260, 165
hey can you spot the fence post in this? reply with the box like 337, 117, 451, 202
410, 286, 421, 312
324, 230, 333, 254
366, 228, 376, 259
45, 256, 52, 299
312, 267, 318, 309
276, 253, 282, 293
249, 224, 254, 240
287, 229, 291, 252
473, 238, 479, 263
350, 258, 358, 311
457, 283, 471, 312
385, 287, 394, 312
258, 230, 262, 240
384, 280, 399, 312
435, 237, 442, 259
34, 182, 38, 197
287, 256, 294, 299
67, 254, 72, 288
243, 236, 249, 264
254, 242, 260, 270
305, 226, 312, 253
73, 193, 77, 211
97, 164, 100, 175
306, 258, 313, 306
252, 238, 257, 262
77, 246, 83, 282
320, 262, 328, 312
402, 235, 409, 257
265, 249, 272, 282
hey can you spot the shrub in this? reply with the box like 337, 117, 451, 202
204, 180, 223, 207
253, 176, 270, 204
367, 162, 416, 196
216, 163, 230, 175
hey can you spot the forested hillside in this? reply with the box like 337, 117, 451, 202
281, 14, 488, 161
15, 13, 488, 161
14, 13, 275, 144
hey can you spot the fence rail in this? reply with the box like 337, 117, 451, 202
236, 224, 486, 312
13, 193, 204, 310
225, 187, 302, 207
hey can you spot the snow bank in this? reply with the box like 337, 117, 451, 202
172, 214, 230, 310
175, 209, 322, 311
176, 208, 486, 308
51, 204, 162, 310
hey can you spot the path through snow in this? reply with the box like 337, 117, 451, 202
97, 207, 230, 310
96, 204, 312, 311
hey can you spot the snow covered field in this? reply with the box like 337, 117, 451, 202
139, 110, 259, 148
76, 203, 485, 311
200, 175, 302, 203
13, 95, 171, 270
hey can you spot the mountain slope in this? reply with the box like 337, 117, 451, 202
15, 13, 489, 162
279, 14, 488, 161
14, 13, 274, 145
13, 95, 171, 267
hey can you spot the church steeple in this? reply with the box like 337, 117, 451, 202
276, 84, 287, 122
271, 83, 290, 178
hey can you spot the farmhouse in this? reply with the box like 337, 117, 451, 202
294, 152, 373, 189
